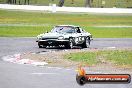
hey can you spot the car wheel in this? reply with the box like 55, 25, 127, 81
66, 38, 73, 49
82, 37, 90, 48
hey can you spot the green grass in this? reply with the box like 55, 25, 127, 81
105, 50, 132, 66
0, 9, 132, 37
0, 26, 49, 37
64, 50, 132, 67
1, 10, 132, 25
65, 52, 97, 66
87, 27, 132, 38
0, 26, 131, 37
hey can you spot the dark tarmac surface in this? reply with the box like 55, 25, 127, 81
0, 37, 132, 88
0, 37, 132, 57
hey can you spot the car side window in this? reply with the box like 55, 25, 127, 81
76, 27, 81, 33
79, 28, 85, 33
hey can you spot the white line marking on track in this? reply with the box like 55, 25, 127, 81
107, 47, 116, 49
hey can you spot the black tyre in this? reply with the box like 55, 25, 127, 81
82, 37, 90, 48
65, 38, 74, 49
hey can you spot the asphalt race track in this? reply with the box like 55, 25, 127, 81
0, 37, 132, 88
0, 37, 132, 57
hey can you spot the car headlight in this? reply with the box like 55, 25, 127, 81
58, 36, 64, 40
37, 36, 42, 40
39, 37, 42, 40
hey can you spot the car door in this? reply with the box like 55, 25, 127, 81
75, 27, 85, 44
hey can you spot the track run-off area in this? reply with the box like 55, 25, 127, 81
0, 37, 132, 88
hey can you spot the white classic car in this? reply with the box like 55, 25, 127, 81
36, 25, 92, 49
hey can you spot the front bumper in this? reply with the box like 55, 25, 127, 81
37, 39, 69, 46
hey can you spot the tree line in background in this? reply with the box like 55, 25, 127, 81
7, 0, 29, 4
6, 0, 91, 7
58, 0, 91, 7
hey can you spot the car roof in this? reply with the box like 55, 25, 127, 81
56, 25, 79, 28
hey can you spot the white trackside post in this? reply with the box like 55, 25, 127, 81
52, 4, 56, 13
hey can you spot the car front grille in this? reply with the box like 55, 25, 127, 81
42, 37, 58, 40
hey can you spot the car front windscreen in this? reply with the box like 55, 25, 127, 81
51, 26, 75, 33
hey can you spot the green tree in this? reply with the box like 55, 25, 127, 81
58, 0, 65, 7
24, 0, 29, 5
7, 0, 12, 4
85, 0, 91, 7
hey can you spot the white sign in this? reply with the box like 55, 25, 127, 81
52, 4, 56, 13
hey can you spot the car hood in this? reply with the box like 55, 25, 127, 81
40, 32, 68, 38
